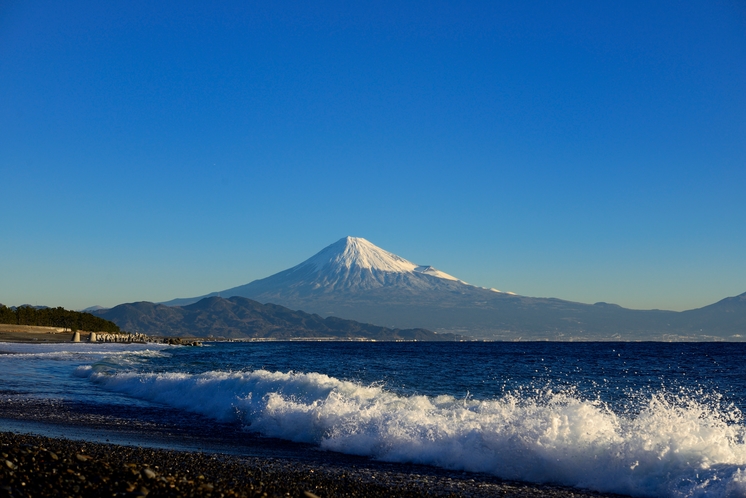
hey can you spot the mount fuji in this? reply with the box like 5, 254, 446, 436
164, 236, 482, 306
219, 236, 471, 297
162, 236, 746, 340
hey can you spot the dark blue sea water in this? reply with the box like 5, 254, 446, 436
2, 341, 746, 497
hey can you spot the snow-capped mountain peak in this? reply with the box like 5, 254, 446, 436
297, 237, 461, 283
302, 236, 418, 273
161, 236, 472, 306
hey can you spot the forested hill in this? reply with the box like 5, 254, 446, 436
94, 296, 459, 340
0, 304, 120, 332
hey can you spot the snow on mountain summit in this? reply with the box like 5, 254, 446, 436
304, 237, 418, 273
161, 236, 470, 306
298, 236, 461, 282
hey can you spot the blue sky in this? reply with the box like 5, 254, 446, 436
1, 1, 744, 311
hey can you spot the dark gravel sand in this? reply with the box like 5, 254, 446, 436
0, 394, 632, 497
1, 431, 631, 498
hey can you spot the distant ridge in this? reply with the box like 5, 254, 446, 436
94, 296, 458, 341
81, 305, 108, 313
160, 237, 746, 341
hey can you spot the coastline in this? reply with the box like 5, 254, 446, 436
0, 396, 631, 498
0, 325, 75, 344
0, 340, 645, 497
0, 430, 629, 498
0, 328, 201, 346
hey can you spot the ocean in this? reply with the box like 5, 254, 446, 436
2, 341, 746, 497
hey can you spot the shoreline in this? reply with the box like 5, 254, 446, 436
0, 328, 201, 346
0, 397, 631, 498
0, 340, 636, 497
0, 430, 629, 498
0, 325, 76, 343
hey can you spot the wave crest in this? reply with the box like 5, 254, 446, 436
85, 368, 746, 497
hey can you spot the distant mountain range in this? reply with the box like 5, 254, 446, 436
93, 296, 457, 341
157, 236, 746, 341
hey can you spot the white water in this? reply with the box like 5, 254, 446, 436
0, 342, 169, 360
79, 367, 746, 498
0, 342, 171, 404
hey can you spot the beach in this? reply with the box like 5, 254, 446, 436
0, 337, 633, 498
5, 340, 746, 497
1, 430, 630, 498
0, 325, 74, 344
0, 386, 627, 498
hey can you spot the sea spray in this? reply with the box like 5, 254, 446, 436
82, 367, 746, 498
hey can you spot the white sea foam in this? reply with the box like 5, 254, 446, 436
83, 368, 746, 498
0, 342, 169, 357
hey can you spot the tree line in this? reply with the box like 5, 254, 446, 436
0, 305, 120, 332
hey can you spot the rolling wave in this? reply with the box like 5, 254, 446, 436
79, 367, 746, 498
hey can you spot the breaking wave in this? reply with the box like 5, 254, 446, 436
80, 367, 746, 497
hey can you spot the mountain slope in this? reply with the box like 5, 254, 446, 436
162, 237, 746, 341
165, 236, 468, 306
676, 292, 746, 336
95, 296, 457, 341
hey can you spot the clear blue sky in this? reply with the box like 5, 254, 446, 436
1, 1, 745, 311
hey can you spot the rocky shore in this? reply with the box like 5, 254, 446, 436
0, 327, 202, 346
1, 431, 628, 498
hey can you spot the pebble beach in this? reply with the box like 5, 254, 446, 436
1, 431, 628, 498
0, 334, 634, 497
